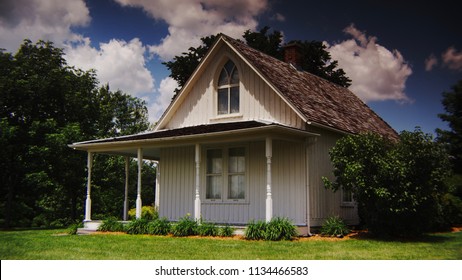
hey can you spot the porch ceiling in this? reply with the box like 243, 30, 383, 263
68, 121, 319, 160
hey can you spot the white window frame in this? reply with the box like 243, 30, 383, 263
204, 145, 248, 204
341, 188, 355, 207
216, 60, 240, 116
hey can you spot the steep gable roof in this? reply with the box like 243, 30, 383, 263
221, 35, 398, 140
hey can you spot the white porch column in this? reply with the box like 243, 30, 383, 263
136, 148, 143, 219
155, 161, 160, 209
265, 137, 273, 222
84, 152, 93, 222
194, 144, 201, 221
123, 156, 129, 221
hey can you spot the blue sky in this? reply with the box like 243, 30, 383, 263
1, 0, 461, 135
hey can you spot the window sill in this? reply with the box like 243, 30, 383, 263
341, 203, 355, 208
210, 113, 243, 122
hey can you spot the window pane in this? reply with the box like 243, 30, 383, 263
207, 149, 222, 174
218, 88, 228, 115
343, 189, 352, 202
230, 86, 239, 113
207, 176, 222, 199
228, 175, 245, 199
218, 68, 228, 86
230, 67, 239, 84
224, 60, 234, 76
229, 147, 245, 173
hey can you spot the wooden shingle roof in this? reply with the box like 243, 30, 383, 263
222, 35, 399, 140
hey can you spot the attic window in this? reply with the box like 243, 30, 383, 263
217, 60, 239, 115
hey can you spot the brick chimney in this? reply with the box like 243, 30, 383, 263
283, 43, 302, 69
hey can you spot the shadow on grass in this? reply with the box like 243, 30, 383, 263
349, 229, 459, 244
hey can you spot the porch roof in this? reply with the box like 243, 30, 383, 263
69, 121, 319, 160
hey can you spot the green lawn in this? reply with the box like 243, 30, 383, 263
1, 229, 461, 260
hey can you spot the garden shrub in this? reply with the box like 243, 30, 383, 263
197, 222, 219, 236
265, 217, 298, 241
320, 216, 350, 237
128, 206, 158, 220
219, 224, 235, 237
245, 218, 297, 241
147, 217, 171, 235
125, 219, 149, 235
323, 129, 452, 237
66, 222, 83, 235
171, 215, 198, 237
244, 220, 267, 240
98, 218, 125, 232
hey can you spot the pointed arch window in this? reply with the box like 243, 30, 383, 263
217, 60, 239, 115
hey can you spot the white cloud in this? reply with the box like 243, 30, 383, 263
149, 77, 178, 123
65, 37, 155, 98
0, 0, 90, 51
425, 54, 438, 71
270, 13, 286, 22
442, 46, 462, 71
114, 0, 268, 60
327, 24, 413, 103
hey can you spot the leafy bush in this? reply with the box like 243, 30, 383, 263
128, 206, 158, 220
219, 224, 235, 237
147, 218, 171, 235
98, 218, 125, 232
125, 219, 149, 235
66, 222, 83, 235
265, 217, 298, 241
245, 218, 297, 241
244, 220, 267, 240
320, 216, 350, 237
171, 215, 198, 237
197, 222, 219, 236
323, 129, 452, 237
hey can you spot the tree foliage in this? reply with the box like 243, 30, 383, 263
437, 79, 462, 173
323, 129, 451, 237
163, 26, 351, 94
0, 40, 152, 228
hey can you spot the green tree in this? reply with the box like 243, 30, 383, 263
0, 40, 151, 228
289, 40, 351, 87
163, 27, 351, 94
162, 35, 217, 94
243, 26, 284, 60
323, 129, 451, 237
437, 80, 462, 173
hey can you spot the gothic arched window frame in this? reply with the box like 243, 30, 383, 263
217, 59, 239, 115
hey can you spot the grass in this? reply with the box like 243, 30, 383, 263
0, 229, 461, 260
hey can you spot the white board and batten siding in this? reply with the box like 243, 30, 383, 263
162, 45, 304, 130
157, 43, 359, 227
158, 140, 308, 225
307, 128, 359, 226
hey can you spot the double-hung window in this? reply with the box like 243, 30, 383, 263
341, 189, 354, 207
206, 147, 246, 202
217, 60, 239, 115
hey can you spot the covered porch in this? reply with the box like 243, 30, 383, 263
69, 121, 318, 234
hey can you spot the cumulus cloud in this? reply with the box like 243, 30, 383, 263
65, 38, 155, 98
114, 0, 268, 60
0, 0, 90, 51
149, 77, 178, 123
327, 24, 413, 103
270, 13, 286, 22
425, 54, 438, 71
442, 47, 462, 71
